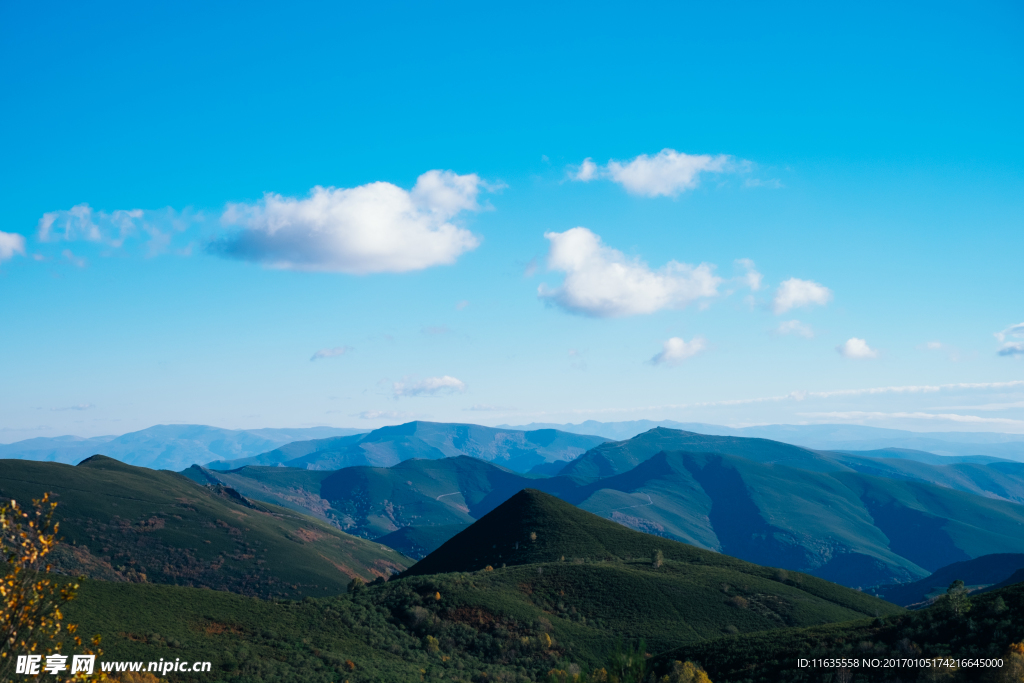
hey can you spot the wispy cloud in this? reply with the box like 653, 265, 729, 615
212, 170, 490, 274
772, 278, 832, 314
52, 404, 94, 411
0, 231, 26, 262
650, 337, 707, 366
996, 322, 1024, 356
62, 249, 87, 268
310, 346, 352, 361
422, 325, 450, 335
776, 320, 814, 338
569, 149, 743, 197
798, 411, 1024, 426
734, 258, 763, 291
463, 404, 515, 412
538, 228, 721, 317
357, 410, 415, 420
393, 375, 467, 398
837, 338, 878, 359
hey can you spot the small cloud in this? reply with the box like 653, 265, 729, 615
772, 278, 832, 315
650, 336, 707, 366
456, 300, 469, 310
776, 320, 814, 338
0, 231, 26, 262
311, 346, 353, 361
569, 149, 742, 197
541, 154, 550, 164
464, 404, 514, 412
538, 227, 720, 317
52, 404, 94, 411
394, 375, 467, 398
999, 342, 1024, 357
924, 341, 944, 350
62, 249, 87, 268
734, 258, 763, 291
744, 178, 783, 189
422, 325, 450, 335
995, 322, 1024, 342
357, 410, 414, 420
837, 338, 878, 359
522, 258, 538, 278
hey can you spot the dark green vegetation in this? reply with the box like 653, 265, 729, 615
659, 580, 1024, 682
0, 456, 409, 599
875, 553, 1024, 607
206, 421, 609, 473
56, 489, 902, 683
185, 427, 1024, 588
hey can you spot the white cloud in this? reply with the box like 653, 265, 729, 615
393, 375, 467, 398
837, 338, 878, 359
924, 341, 943, 350
51, 404, 94, 411
995, 322, 1024, 342
772, 278, 833, 314
357, 410, 414, 420
650, 336, 707, 366
310, 346, 352, 361
464, 404, 515, 412
571, 149, 736, 197
1000, 342, 1024, 357
456, 300, 469, 310
214, 170, 486, 274
0, 231, 26, 261
799, 411, 1024, 427
734, 258, 763, 291
776, 320, 814, 338
538, 227, 721, 317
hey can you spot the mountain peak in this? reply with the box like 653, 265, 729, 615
402, 488, 725, 577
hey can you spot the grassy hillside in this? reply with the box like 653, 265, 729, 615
400, 490, 899, 618
656, 579, 1024, 682
0, 456, 410, 598
208, 421, 609, 473
59, 547, 902, 682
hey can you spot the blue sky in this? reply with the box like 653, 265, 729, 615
2, 0, 1023, 441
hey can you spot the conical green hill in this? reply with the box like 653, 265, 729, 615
405, 488, 760, 577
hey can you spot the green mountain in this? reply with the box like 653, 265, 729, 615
566, 450, 1024, 586
558, 427, 850, 482
206, 421, 609, 473
55, 489, 903, 683
875, 553, 1024, 606
401, 487, 897, 622
0, 456, 410, 599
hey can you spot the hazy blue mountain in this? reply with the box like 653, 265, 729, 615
207, 421, 609, 473
501, 421, 1024, 460
0, 434, 117, 464
0, 425, 368, 470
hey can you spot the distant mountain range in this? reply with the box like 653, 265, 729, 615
501, 420, 1024, 461
187, 426, 1024, 589
0, 424, 368, 470
204, 421, 609, 473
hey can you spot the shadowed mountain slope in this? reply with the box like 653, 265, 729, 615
0, 456, 409, 599
875, 553, 1024, 606
207, 421, 609, 473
